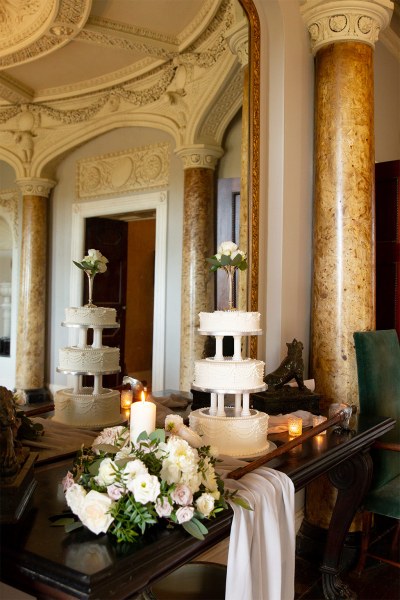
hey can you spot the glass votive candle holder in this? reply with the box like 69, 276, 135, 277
312, 415, 327, 434
288, 416, 303, 437
121, 390, 133, 410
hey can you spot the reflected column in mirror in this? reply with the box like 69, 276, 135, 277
0, 217, 12, 356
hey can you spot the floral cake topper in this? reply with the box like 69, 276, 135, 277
73, 249, 108, 307
206, 241, 247, 309
73, 249, 108, 276
206, 241, 247, 272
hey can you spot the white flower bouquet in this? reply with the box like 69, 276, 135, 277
206, 241, 247, 272
73, 248, 109, 276
61, 416, 249, 543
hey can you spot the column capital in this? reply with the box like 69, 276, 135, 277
226, 20, 249, 67
16, 177, 56, 198
175, 145, 224, 170
301, 0, 394, 55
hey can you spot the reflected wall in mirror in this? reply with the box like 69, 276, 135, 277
0, 217, 12, 356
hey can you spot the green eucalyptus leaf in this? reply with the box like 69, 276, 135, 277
92, 443, 119, 454
65, 521, 84, 533
182, 519, 206, 540
73, 261, 85, 270
50, 517, 76, 527
149, 429, 165, 444
191, 517, 208, 535
220, 254, 231, 266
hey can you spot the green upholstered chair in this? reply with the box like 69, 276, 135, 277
353, 329, 400, 574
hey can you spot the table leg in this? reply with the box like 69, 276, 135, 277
321, 450, 373, 600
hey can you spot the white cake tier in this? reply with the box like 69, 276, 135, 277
58, 346, 120, 373
189, 407, 270, 457
198, 310, 261, 334
64, 306, 117, 327
53, 387, 123, 429
193, 357, 265, 392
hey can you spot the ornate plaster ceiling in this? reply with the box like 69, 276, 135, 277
0, 0, 220, 103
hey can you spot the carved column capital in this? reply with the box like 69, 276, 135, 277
175, 145, 224, 170
301, 0, 394, 54
16, 177, 56, 197
226, 20, 249, 67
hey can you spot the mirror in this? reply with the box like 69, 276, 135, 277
0, 218, 12, 356
0, 0, 260, 391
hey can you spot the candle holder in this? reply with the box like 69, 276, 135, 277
121, 390, 133, 410
288, 416, 302, 437
312, 415, 327, 434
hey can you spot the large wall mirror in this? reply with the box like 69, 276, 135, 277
0, 0, 260, 393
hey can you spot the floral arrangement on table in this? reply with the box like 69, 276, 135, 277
73, 249, 108, 307
61, 415, 249, 543
206, 241, 247, 309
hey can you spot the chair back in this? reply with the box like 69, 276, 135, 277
353, 329, 400, 488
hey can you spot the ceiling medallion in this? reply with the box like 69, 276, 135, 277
0, 0, 92, 67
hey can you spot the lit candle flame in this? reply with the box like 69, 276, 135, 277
141, 390, 146, 402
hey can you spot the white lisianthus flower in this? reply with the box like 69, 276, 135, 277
78, 490, 114, 535
196, 493, 215, 517
132, 474, 161, 505
115, 445, 134, 461
170, 483, 193, 506
65, 483, 87, 515
165, 414, 184, 435
95, 457, 118, 487
176, 505, 194, 524
155, 496, 173, 518
123, 459, 148, 492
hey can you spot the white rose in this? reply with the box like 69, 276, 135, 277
196, 493, 215, 517
78, 490, 114, 535
218, 241, 237, 255
132, 474, 161, 505
180, 469, 202, 494
95, 457, 117, 487
155, 496, 173, 518
166, 436, 199, 473
176, 505, 194, 524
65, 483, 87, 516
170, 484, 193, 506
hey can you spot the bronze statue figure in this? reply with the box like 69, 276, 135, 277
264, 339, 305, 391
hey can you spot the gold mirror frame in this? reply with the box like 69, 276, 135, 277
240, 0, 260, 356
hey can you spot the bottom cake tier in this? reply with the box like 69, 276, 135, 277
189, 407, 270, 458
53, 387, 124, 429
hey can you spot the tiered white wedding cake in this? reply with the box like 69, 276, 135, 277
189, 242, 269, 457
53, 251, 123, 429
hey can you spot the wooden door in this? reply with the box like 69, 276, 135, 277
375, 160, 400, 337
84, 216, 128, 387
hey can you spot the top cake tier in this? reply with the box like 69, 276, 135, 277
64, 306, 117, 327
199, 310, 261, 334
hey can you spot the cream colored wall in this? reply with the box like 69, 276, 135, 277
48, 126, 184, 391
375, 41, 400, 162
256, 0, 314, 375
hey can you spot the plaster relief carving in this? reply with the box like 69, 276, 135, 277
0, 189, 19, 243
0, 0, 92, 67
77, 143, 170, 199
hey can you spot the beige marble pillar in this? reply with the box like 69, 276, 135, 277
302, 0, 393, 410
176, 146, 223, 391
301, 0, 393, 531
15, 178, 55, 396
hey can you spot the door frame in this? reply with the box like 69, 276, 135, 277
70, 191, 167, 391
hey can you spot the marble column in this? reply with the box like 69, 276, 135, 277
301, 0, 393, 411
15, 178, 55, 398
301, 0, 393, 532
175, 146, 223, 391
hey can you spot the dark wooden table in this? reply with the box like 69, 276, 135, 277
0, 414, 395, 600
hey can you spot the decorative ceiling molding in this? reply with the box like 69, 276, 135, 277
76, 143, 171, 199
0, 0, 92, 67
0, 188, 19, 245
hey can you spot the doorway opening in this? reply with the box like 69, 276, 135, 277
70, 192, 167, 392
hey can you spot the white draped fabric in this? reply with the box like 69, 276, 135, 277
218, 458, 296, 600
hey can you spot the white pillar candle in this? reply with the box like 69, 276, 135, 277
130, 392, 156, 442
